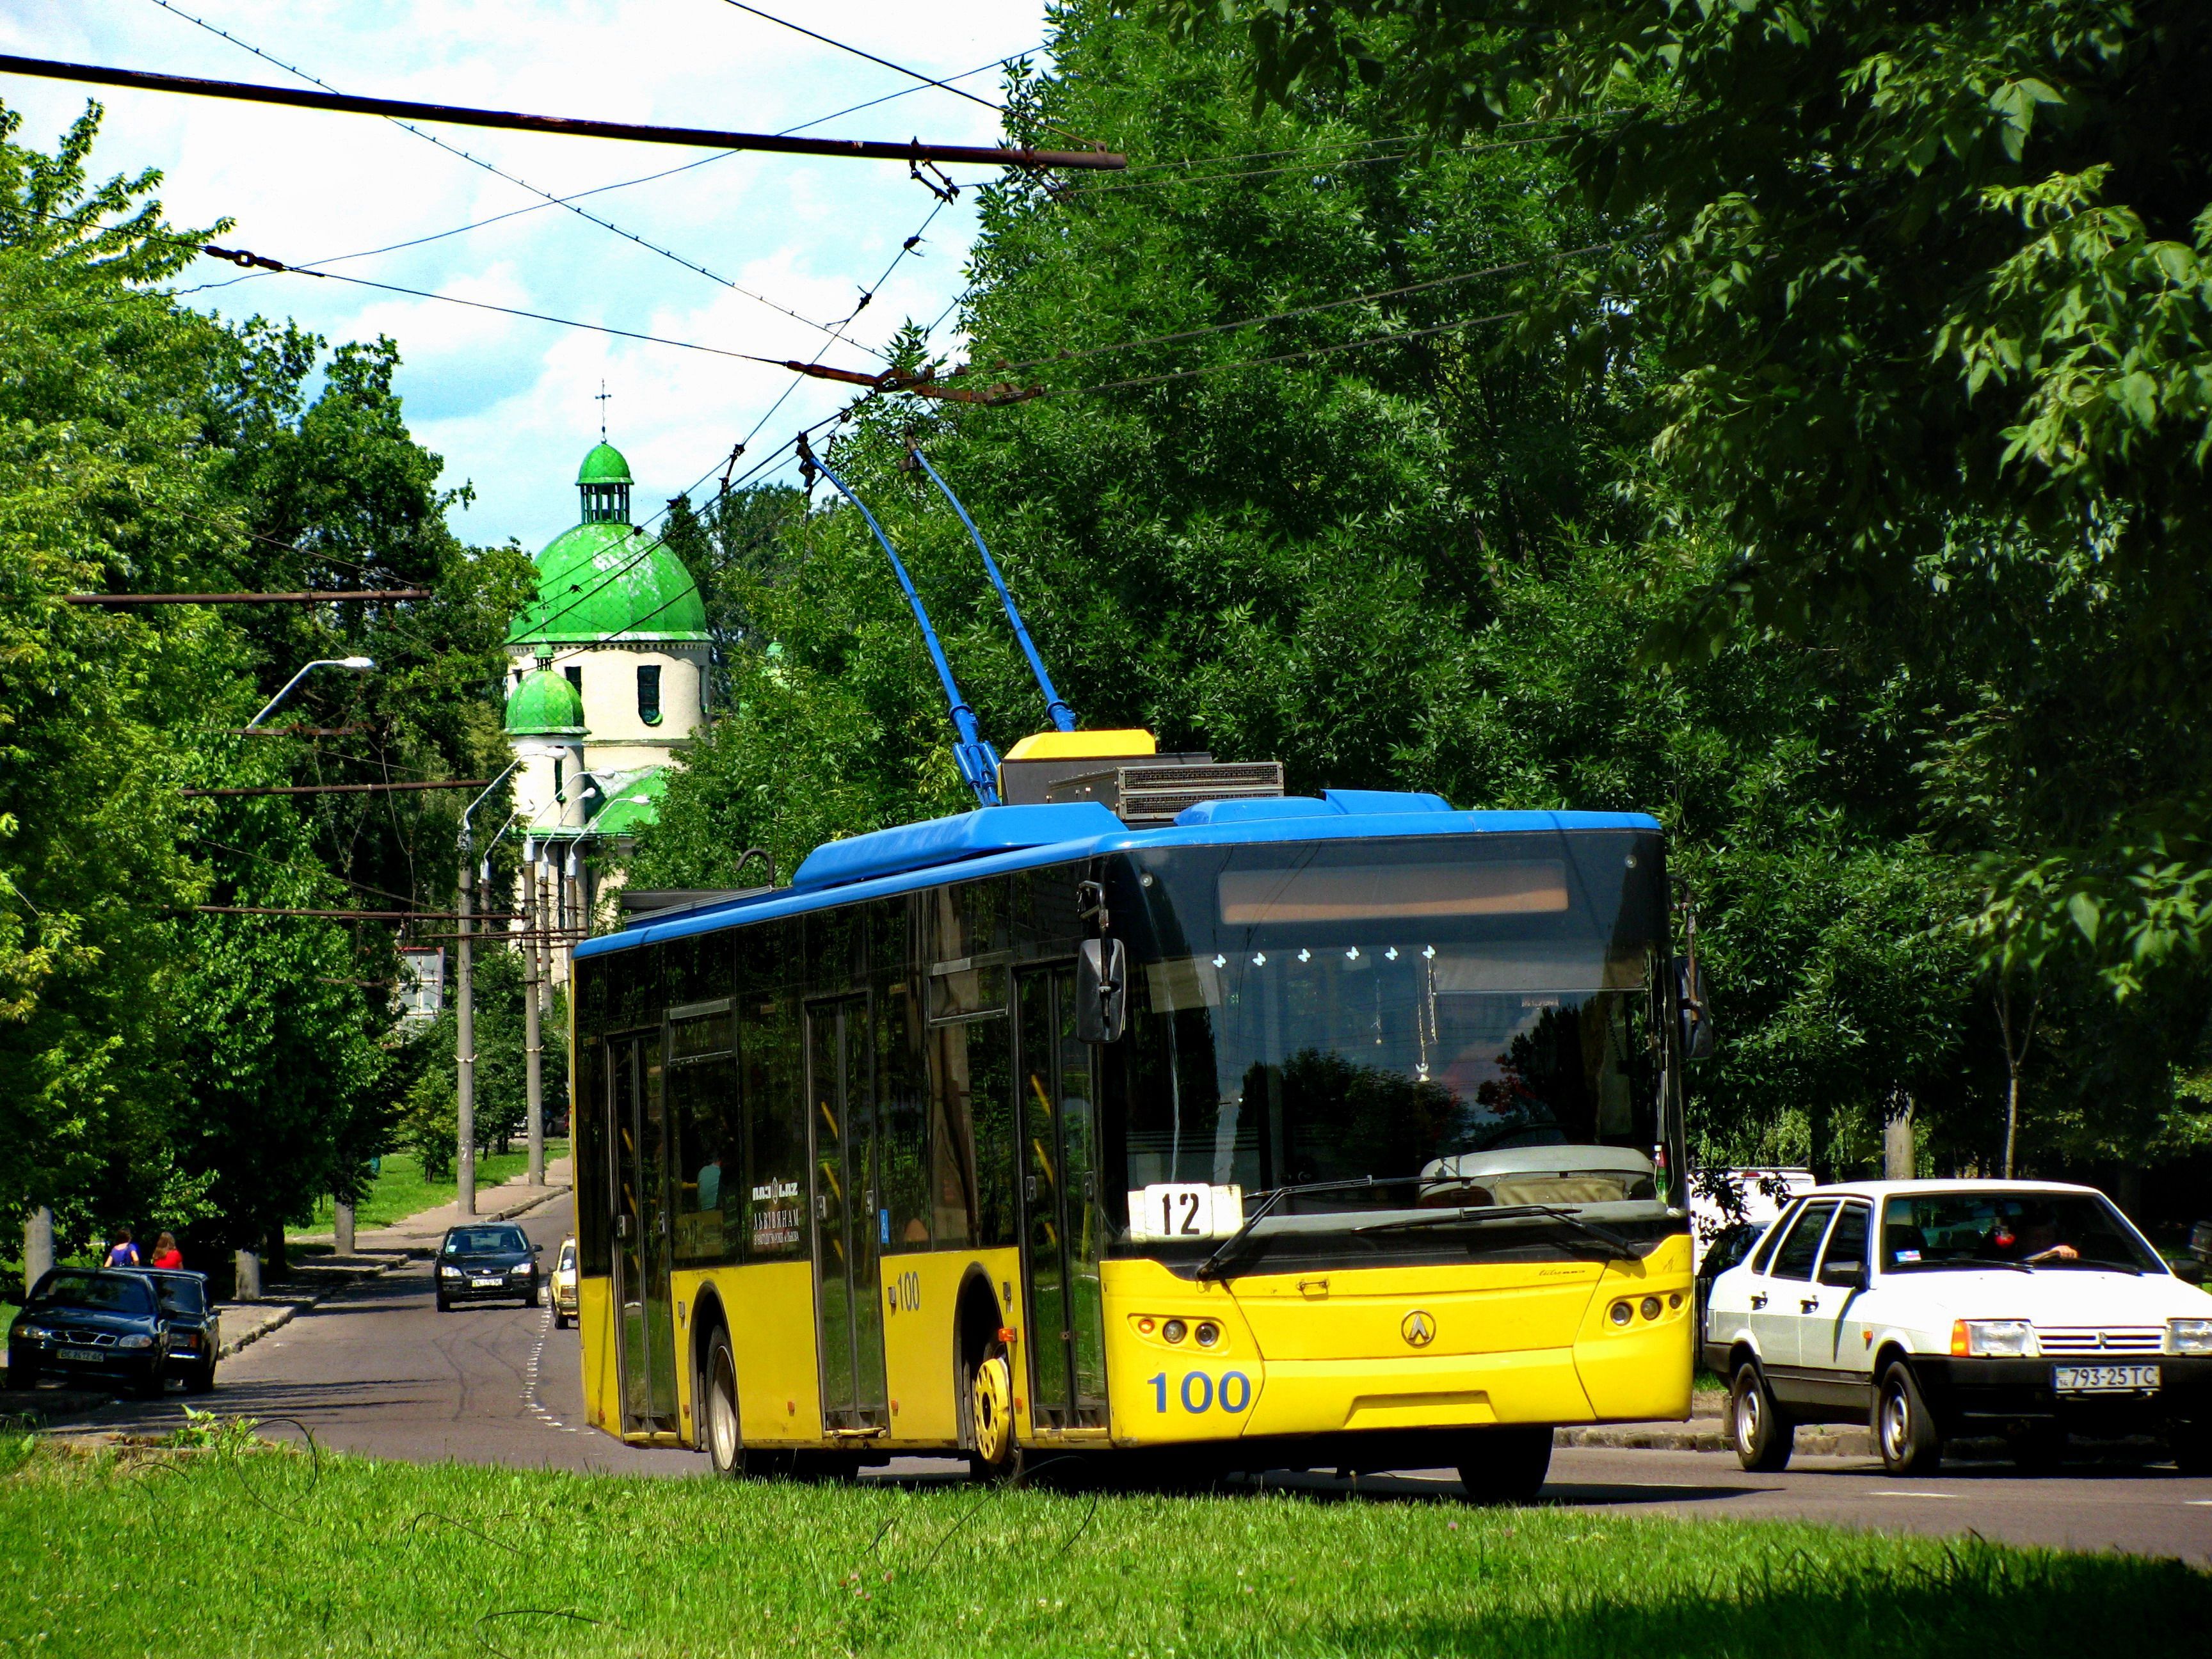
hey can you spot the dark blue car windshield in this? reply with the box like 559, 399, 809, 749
446, 1228, 527, 1254
33, 1271, 153, 1313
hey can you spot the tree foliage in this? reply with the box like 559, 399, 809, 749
1, 101, 530, 1264
1173, 0, 2212, 994
626, 4, 2212, 1196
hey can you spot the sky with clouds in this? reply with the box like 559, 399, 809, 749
2, 0, 1054, 552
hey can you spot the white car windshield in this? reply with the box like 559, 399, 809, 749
1881, 1191, 2161, 1274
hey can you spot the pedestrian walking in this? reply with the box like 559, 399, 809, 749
104, 1226, 140, 1267
149, 1232, 183, 1270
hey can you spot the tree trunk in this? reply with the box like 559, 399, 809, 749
24, 1206, 54, 1297
1884, 1093, 1916, 1182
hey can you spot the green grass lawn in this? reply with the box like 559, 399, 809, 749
291, 1140, 568, 1238
2, 1434, 2204, 1658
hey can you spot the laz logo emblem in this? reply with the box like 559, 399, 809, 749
1401, 1310, 1436, 1348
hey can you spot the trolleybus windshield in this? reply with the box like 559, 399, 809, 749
1109, 829, 1671, 1263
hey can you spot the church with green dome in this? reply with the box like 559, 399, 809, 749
500, 440, 709, 892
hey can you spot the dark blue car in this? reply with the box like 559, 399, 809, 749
435, 1223, 541, 1310
6, 1269, 175, 1397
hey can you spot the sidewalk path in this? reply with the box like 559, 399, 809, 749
291, 1155, 572, 1254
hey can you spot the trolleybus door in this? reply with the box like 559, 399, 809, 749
606, 1031, 679, 1436
1015, 966, 1109, 1430
806, 996, 889, 1431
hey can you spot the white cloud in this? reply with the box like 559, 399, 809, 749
3, 0, 1050, 548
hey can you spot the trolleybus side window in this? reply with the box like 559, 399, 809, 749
668, 1003, 737, 1267
742, 990, 808, 1259
929, 1012, 1017, 1248
575, 1020, 610, 1265
879, 980, 932, 1249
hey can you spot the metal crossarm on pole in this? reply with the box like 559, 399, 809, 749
65, 589, 430, 604
182, 779, 491, 797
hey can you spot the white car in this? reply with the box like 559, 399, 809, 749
1703, 1178, 2212, 1476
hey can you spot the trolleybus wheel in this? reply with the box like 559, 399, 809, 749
1454, 1425, 1553, 1504
969, 1346, 1018, 1480
703, 1328, 743, 1478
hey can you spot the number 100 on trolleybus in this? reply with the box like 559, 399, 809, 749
568, 736, 1708, 1497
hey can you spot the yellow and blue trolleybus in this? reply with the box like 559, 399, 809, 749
568, 735, 1700, 1496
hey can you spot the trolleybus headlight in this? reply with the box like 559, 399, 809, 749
1669, 1292, 1683, 1310
1162, 1319, 1188, 1344
1608, 1301, 1632, 1327
1136, 1317, 1155, 1334
1194, 1321, 1221, 1348
1640, 1297, 1662, 1322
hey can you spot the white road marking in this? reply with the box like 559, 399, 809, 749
1883, 1491, 1960, 1499
2185, 1500, 2212, 1507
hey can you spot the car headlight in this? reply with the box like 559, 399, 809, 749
509, 1264, 532, 1276
118, 1334, 154, 1350
2168, 1318, 2212, 1356
15, 1324, 51, 1342
1951, 1318, 2038, 1358
440, 1265, 461, 1278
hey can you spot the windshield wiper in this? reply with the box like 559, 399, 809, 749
1193, 1176, 1418, 1281
1356, 1203, 1638, 1256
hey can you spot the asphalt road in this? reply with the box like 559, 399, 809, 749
45, 1194, 684, 1477
44, 1193, 2212, 1562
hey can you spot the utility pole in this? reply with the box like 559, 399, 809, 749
456, 852, 476, 1217
454, 755, 531, 1217
524, 840, 544, 1189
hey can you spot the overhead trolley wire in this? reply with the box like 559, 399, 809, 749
138, 0, 874, 353
714, 0, 1011, 118
713, 1, 1098, 150
245, 48, 1034, 280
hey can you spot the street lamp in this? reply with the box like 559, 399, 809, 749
247, 655, 375, 728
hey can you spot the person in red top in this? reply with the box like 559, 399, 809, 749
149, 1231, 184, 1270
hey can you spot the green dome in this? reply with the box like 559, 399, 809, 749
504, 663, 586, 735
505, 520, 708, 646
578, 442, 632, 484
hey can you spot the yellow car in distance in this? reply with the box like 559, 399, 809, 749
549, 1237, 579, 1329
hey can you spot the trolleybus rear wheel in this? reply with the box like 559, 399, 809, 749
703, 1329, 743, 1478
969, 1345, 1018, 1481
1454, 1425, 1552, 1504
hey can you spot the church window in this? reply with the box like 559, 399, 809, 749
637, 664, 663, 726
565, 665, 582, 695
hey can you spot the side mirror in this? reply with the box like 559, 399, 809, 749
2174, 1258, 2206, 1285
1673, 954, 1717, 1061
1819, 1258, 1866, 1290
1076, 936, 1127, 1043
